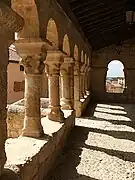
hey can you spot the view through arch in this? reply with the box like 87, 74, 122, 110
106, 60, 126, 93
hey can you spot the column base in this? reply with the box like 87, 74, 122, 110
86, 90, 90, 96
47, 107, 65, 122
22, 128, 44, 138
61, 98, 73, 110
22, 117, 44, 138
80, 94, 85, 99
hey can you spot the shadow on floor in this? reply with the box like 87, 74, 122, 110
83, 102, 135, 130
48, 103, 135, 179
48, 126, 99, 180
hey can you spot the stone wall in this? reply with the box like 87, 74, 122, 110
92, 39, 135, 102
2, 111, 75, 180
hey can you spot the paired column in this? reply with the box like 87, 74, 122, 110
15, 40, 47, 138
85, 67, 91, 95
61, 57, 74, 110
45, 51, 65, 122
80, 63, 85, 99
74, 61, 81, 110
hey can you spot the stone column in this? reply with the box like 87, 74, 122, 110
86, 67, 91, 95
45, 51, 65, 122
15, 40, 47, 138
84, 66, 88, 96
80, 63, 85, 99
41, 71, 49, 98
61, 57, 74, 110
74, 61, 82, 117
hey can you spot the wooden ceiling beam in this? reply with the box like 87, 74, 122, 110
77, 2, 125, 21
71, 0, 100, 11
87, 23, 124, 38
82, 15, 125, 31
79, 7, 125, 25
80, 13, 124, 29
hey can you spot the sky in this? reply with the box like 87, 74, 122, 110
107, 60, 124, 77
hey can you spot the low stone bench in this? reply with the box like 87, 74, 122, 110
7, 98, 50, 138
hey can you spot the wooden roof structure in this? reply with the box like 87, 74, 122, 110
59, 0, 135, 50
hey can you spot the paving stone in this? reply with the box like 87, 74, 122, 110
49, 103, 135, 180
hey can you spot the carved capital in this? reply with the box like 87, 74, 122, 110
64, 56, 74, 64
21, 53, 45, 75
61, 57, 74, 76
45, 63, 61, 76
15, 39, 47, 74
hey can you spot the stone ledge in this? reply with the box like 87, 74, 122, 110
2, 110, 75, 180
75, 95, 91, 117
7, 98, 50, 138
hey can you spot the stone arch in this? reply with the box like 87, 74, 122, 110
12, 0, 40, 38
74, 45, 79, 61
63, 34, 70, 56
106, 60, 126, 93
46, 18, 59, 48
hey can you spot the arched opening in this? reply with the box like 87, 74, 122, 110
63, 34, 70, 56
106, 60, 126, 93
46, 18, 59, 48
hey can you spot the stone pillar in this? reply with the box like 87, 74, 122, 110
61, 57, 74, 110
0, 2, 24, 176
74, 61, 82, 117
41, 71, 48, 98
0, 37, 9, 176
86, 67, 91, 95
45, 51, 65, 122
80, 63, 85, 99
15, 40, 47, 138
84, 66, 88, 96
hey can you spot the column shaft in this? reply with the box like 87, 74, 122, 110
22, 74, 43, 137
61, 59, 74, 110
45, 51, 65, 122
15, 40, 47, 138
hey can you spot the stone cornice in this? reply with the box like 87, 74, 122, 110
0, 2, 24, 32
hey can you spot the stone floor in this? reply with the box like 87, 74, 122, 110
49, 103, 135, 180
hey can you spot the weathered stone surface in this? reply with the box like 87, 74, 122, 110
7, 98, 50, 138
48, 103, 135, 180
4, 111, 75, 180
